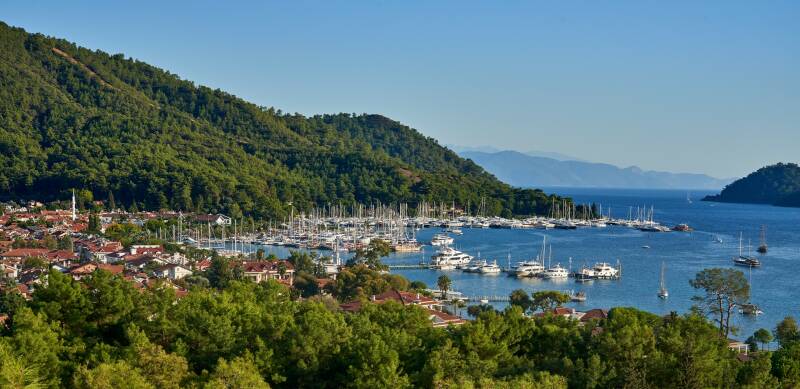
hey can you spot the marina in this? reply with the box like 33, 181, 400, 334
217, 188, 800, 339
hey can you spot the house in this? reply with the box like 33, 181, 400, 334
69, 262, 124, 280
194, 259, 212, 272
1, 263, 18, 280
130, 245, 163, 256
729, 339, 750, 355
153, 264, 193, 280
428, 309, 467, 328
124, 255, 164, 271
0, 248, 50, 260
340, 289, 465, 327
195, 214, 232, 226
579, 309, 609, 323
241, 260, 294, 285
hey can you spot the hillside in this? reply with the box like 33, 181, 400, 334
461, 151, 731, 190
0, 22, 562, 218
703, 163, 800, 207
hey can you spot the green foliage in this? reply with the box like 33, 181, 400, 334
509, 289, 533, 313
531, 290, 570, 313
437, 275, 452, 299
775, 316, 800, 346
754, 328, 774, 351
205, 353, 269, 389
73, 361, 153, 389
689, 267, 750, 337
0, 22, 568, 218
348, 239, 391, 270
4, 265, 800, 388
704, 162, 800, 206
0, 340, 45, 389
330, 265, 409, 302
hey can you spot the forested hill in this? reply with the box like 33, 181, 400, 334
0, 22, 562, 218
703, 163, 800, 207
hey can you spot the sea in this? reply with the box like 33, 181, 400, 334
249, 188, 800, 339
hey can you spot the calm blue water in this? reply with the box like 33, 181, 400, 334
250, 188, 800, 339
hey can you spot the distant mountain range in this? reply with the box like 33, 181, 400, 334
703, 163, 800, 207
448, 144, 585, 162
459, 150, 733, 190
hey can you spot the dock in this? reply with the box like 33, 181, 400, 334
387, 264, 429, 270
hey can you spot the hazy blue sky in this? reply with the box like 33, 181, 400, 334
4, 1, 798, 178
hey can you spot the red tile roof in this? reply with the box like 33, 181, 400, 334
0, 248, 50, 258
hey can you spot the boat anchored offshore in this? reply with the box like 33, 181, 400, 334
732, 233, 761, 268
570, 291, 587, 302
739, 303, 763, 316
657, 261, 668, 299
757, 225, 768, 254
430, 233, 454, 247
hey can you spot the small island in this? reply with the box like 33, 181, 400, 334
703, 162, 800, 207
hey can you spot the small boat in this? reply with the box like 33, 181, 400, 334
672, 223, 693, 232
449, 228, 463, 235
713, 235, 723, 244
657, 261, 668, 299
570, 291, 587, 302
641, 245, 651, 249
739, 303, 763, 316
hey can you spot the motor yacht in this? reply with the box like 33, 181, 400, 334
478, 260, 502, 274
541, 264, 569, 279
430, 246, 472, 269
592, 262, 619, 279
574, 267, 595, 282
514, 261, 545, 277
430, 233, 454, 246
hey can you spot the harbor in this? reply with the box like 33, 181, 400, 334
205, 188, 797, 338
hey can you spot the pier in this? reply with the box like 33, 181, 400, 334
387, 264, 429, 270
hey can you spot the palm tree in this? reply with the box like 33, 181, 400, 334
437, 275, 452, 300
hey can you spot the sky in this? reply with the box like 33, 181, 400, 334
3, 1, 798, 178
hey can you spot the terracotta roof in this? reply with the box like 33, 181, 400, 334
427, 308, 466, 327
580, 309, 609, 322
97, 264, 124, 275
372, 289, 437, 306
45, 250, 78, 261
241, 260, 294, 273
0, 248, 50, 258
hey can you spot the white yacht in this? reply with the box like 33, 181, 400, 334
430, 246, 473, 269
462, 259, 485, 273
574, 267, 595, 282
430, 233, 454, 246
478, 260, 502, 274
592, 262, 619, 279
514, 260, 546, 277
541, 264, 569, 279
